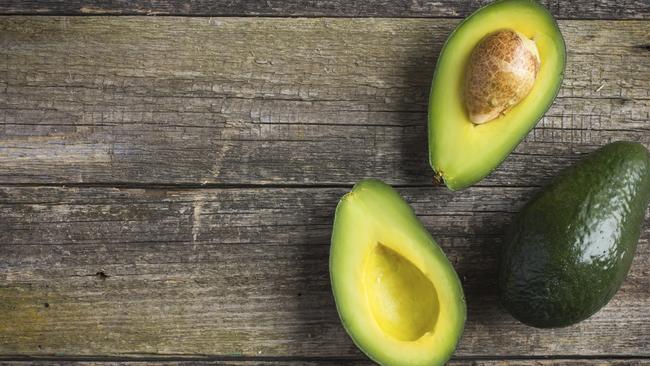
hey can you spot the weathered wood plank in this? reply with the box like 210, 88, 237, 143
1, 186, 649, 357
2, 360, 650, 366
1, 17, 649, 187
0, 0, 648, 19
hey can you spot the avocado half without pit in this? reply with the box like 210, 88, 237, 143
429, 0, 566, 190
330, 179, 465, 366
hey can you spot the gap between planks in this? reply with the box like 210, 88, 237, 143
2, 355, 650, 361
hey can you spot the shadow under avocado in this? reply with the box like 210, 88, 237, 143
391, 23, 456, 186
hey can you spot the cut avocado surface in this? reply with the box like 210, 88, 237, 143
330, 179, 465, 366
499, 142, 650, 328
428, 0, 566, 190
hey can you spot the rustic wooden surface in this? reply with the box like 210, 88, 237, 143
0, 0, 648, 19
2, 18, 649, 187
2, 361, 650, 366
1, 4, 649, 366
0, 186, 649, 359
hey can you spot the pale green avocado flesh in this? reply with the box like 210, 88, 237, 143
330, 179, 466, 366
428, 0, 566, 190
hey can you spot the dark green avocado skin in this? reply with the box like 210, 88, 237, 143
499, 141, 650, 328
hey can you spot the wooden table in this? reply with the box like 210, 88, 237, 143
1, 1, 649, 364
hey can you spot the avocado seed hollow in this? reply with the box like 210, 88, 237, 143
363, 243, 439, 341
464, 29, 541, 124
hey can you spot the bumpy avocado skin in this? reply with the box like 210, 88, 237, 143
499, 141, 650, 328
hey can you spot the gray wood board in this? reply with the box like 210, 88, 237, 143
1, 186, 649, 357
1, 17, 649, 187
2, 360, 650, 365
0, 0, 648, 19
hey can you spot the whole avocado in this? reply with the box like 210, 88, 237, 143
499, 141, 650, 328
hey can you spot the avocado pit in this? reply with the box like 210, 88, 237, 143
464, 29, 541, 124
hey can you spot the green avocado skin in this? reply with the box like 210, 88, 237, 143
499, 141, 650, 328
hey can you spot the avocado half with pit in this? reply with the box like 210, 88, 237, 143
428, 0, 566, 190
330, 179, 465, 366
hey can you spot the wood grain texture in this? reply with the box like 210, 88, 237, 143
0, 0, 649, 19
2, 360, 650, 366
1, 17, 649, 187
1, 186, 649, 357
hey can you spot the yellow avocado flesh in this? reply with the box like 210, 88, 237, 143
428, 0, 566, 190
330, 179, 466, 366
365, 244, 439, 342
